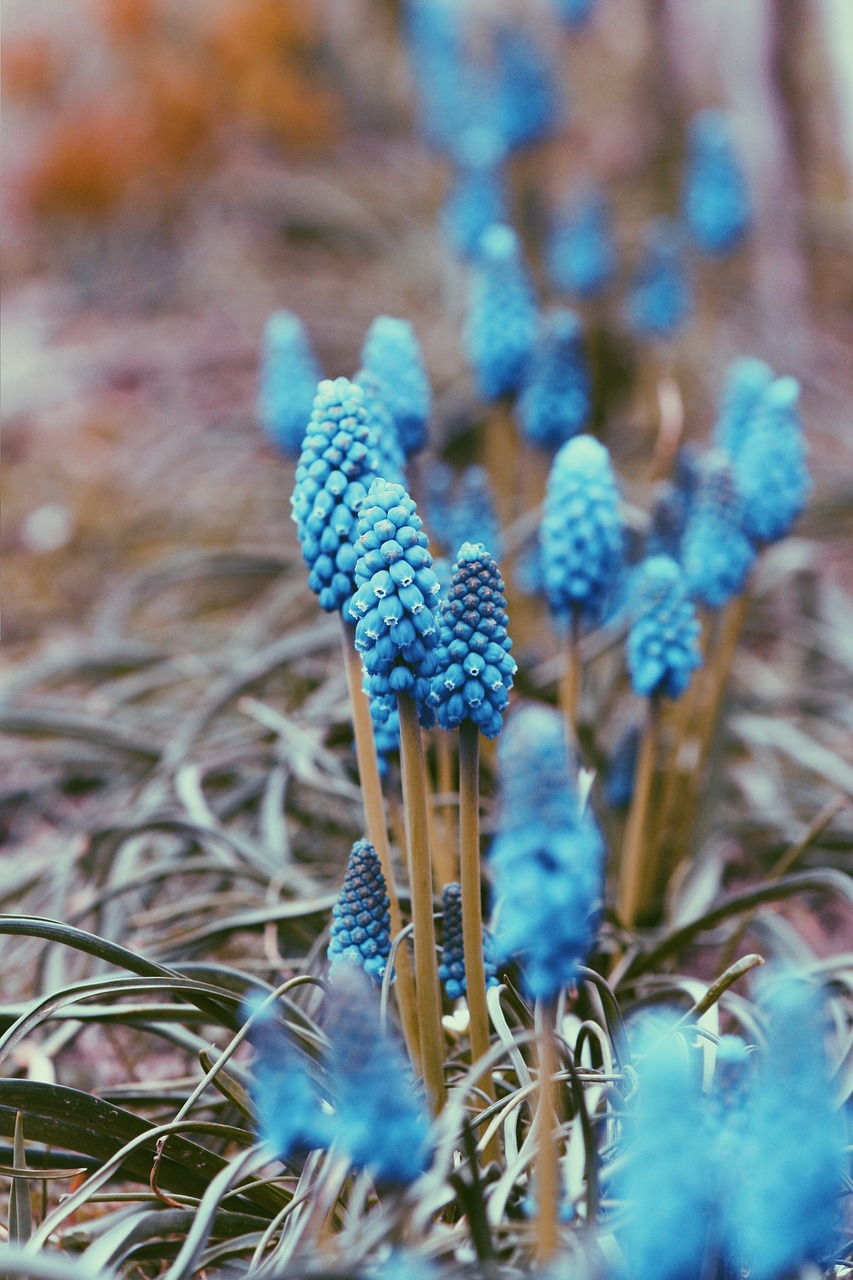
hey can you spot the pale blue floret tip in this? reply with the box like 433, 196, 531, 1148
258, 311, 322, 457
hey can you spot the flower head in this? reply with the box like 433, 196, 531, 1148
519, 308, 592, 448
429, 541, 516, 738
625, 218, 692, 341
711, 356, 775, 458
731, 375, 810, 545
360, 316, 431, 458
291, 378, 379, 615
465, 223, 537, 401
370, 692, 400, 778
645, 444, 702, 560
245, 997, 330, 1161
328, 839, 391, 983
681, 449, 756, 608
682, 110, 751, 255
354, 367, 407, 487
493, 22, 561, 151
552, 0, 596, 29
446, 465, 503, 558
626, 555, 702, 699
441, 126, 509, 260
438, 881, 498, 1000
257, 311, 322, 457
545, 189, 615, 299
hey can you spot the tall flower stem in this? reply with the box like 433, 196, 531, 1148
485, 398, 519, 527
617, 697, 659, 927
458, 720, 497, 1159
534, 1001, 560, 1265
397, 689, 447, 1114
426, 733, 455, 890
340, 622, 420, 1072
559, 614, 581, 744
436, 730, 458, 882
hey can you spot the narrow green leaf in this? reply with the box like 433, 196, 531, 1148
9, 1111, 33, 1244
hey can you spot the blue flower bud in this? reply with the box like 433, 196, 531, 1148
360, 317, 431, 457
245, 997, 330, 1161
681, 450, 756, 608
519, 308, 592, 448
493, 22, 561, 151
328, 840, 392, 983
731, 375, 810, 545
438, 881, 498, 1000
711, 356, 775, 457
465, 224, 537, 401
552, 0, 596, 29
443, 465, 503, 559
257, 311, 322, 456
545, 189, 615, 299
354, 367, 407, 487
626, 555, 702, 700
441, 126, 509, 260
682, 110, 751, 256
645, 444, 702, 561
625, 218, 692, 341
370, 693, 400, 778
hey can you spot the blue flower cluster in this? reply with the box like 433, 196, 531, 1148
711, 356, 774, 456
441, 126, 509, 260
681, 450, 756, 608
730, 375, 810, 545
257, 311, 322, 457
493, 21, 561, 151
291, 378, 379, 614
370, 692, 400, 778
540, 434, 624, 627
245, 997, 329, 1162
626, 555, 701, 699
545, 190, 615, 299
354, 367, 407, 487
325, 964, 431, 1187
438, 881, 498, 1000
465, 224, 537, 401
429, 541, 516, 738
645, 444, 701, 561
682, 110, 751, 255
327, 839, 391, 983
625, 218, 692, 341
348, 479, 443, 720
360, 316, 431, 458
519, 308, 592, 448
445, 465, 503, 560
552, 0, 596, 29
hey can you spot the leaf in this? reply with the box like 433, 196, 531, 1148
10, 1111, 32, 1244
199, 1050, 255, 1123
0, 707, 161, 761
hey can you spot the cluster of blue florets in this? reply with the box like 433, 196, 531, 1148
729, 375, 810, 545
354, 367, 407, 488
682, 110, 751, 256
712, 356, 775, 456
327, 839, 391, 983
626, 555, 702, 700
545, 189, 615, 300
493, 20, 561, 151
360, 317, 431, 458
519, 309, 591, 448
257, 311, 322, 457
370, 692, 400, 777
465, 224, 537, 400
441, 127, 509, 260
681, 450, 756, 608
245, 998, 331, 1163
625, 218, 693, 341
438, 882, 498, 1001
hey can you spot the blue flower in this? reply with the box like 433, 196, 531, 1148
291, 378, 379, 615
626, 555, 702, 699
369, 1250, 440, 1280
625, 218, 692, 341
645, 444, 702, 560
540, 434, 625, 627
325, 965, 431, 1187
438, 881, 498, 1000
370, 692, 400, 778
423, 459, 455, 547
493, 22, 561, 151
681, 450, 756, 608
465, 223, 537, 401
545, 190, 615, 299
731, 375, 810, 545
257, 311, 322, 457
348, 478, 443, 723
519, 308, 592, 448
682, 110, 751, 256
496, 701, 578, 833
360, 316, 431, 458
552, 0, 596, 29
711, 356, 775, 459
429, 541, 516, 739
603, 721, 641, 810
445, 465, 503, 559
328, 839, 392, 983
441, 126, 509, 260
403, 0, 474, 155
245, 997, 330, 1161
354, 367, 407, 487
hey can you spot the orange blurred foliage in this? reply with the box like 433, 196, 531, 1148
25, 103, 146, 222
1, 35, 67, 106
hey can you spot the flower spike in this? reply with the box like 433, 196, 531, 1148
626, 555, 702, 700
682, 110, 751, 256
681, 450, 756, 608
439, 881, 498, 1000
465, 223, 537, 401
731, 375, 810, 545
360, 316, 431, 458
245, 998, 330, 1162
519, 308, 592, 448
625, 218, 692, 341
257, 311, 322, 457
545, 189, 615, 300
328, 839, 391, 983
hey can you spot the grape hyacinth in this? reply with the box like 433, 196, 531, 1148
325, 965, 431, 1187
625, 218, 692, 341
429, 541, 516, 739
552, 0, 596, 29
731, 375, 810, 545
545, 190, 615, 300
360, 316, 431, 457
348, 478, 443, 721
682, 110, 751, 256
257, 311, 322, 456
370, 692, 400, 778
540, 435, 624, 628
465, 223, 537, 401
354, 366, 407, 487
681, 450, 756, 608
291, 378, 379, 614
438, 882, 498, 1000
327, 839, 391, 983
445, 465, 503, 560
441, 126, 509, 260
711, 356, 774, 457
403, 0, 472, 155
493, 22, 561, 151
645, 444, 701, 560
245, 998, 329, 1162
519, 308, 592, 448
626, 555, 702, 699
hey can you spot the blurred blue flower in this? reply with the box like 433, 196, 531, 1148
370, 692, 400, 778
465, 223, 537, 401
257, 311, 322, 457
445, 465, 503, 560
360, 316, 431, 457
328, 839, 391, 983
423, 459, 455, 549
438, 881, 498, 1000
403, 0, 473, 154
493, 22, 562, 151
354, 367, 407, 488
625, 218, 692, 341
682, 110, 751, 256
626, 555, 702, 699
645, 444, 702, 561
731, 375, 810, 545
711, 356, 774, 457
603, 721, 641, 810
681, 450, 756, 608
369, 1250, 440, 1280
545, 190, 615, 299
441, 126, 509, 260
245, 997, 330, 1161
552, 0, 596, 28
519, 308, 592, 448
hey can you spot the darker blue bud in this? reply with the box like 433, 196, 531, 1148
545, 189, 615, 299
681, 450, 756, 608
328, 840, 392, 983
438, 882, 499, 1000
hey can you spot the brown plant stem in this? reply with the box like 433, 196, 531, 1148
534, 1002, 560, 1265
436, 729, 457, 881
617, 697, 659, 928
559, 615, 581, 745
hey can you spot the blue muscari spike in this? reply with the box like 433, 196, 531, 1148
291, 378, 379, 615
645, 444, 702, 560
603, 721, 641, 810
360, 317, 431, 458
493, 22, 561, 151
370, 693, 400, 778
403, 0, 475, 155
441, 126, 509, 260
424, 459, 455, 551
446, 465, 503, 559
465, 223, 537, 401
489, 703, 604, 1001
519, 308, 592, 448
711, 356, 774, 457
369, 1250, 440, 1280
354, 367, 407, 488
625, 217, 693, 341
682, 110, 751, 256
438, 881, 498, 1000
257, 311, 322, 456
327, 839, 391, 983
681, 450, 756, 608
325, 965, 431, 1187
552, 0, 596, 29
731, 375, 810, 545
244, 997, 330, 1161
545, 190, 615, 299
540, 434, 625, 628
348, 478, 443, 726
429, 541, 517, 739
626, 555, 702, 699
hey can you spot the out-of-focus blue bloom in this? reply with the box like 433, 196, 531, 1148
627, 555, 701, 699
465, 223, 537, 401
370, 692, 400, 778
291, 378, 379, 615
257, 311, 322, 457
489, 703, 604, 1001
545, 190, 615, 299
682, 110, 751, 256
429, 541, 517, 739
493, 22, 561, 151
731, 376, 810, 545
711, 356, 775, 457
604, 721, 641, 810
540, 434, 625, 628
403, 0, 473, 155
325, 965, 431, 1187
552, 0, 596, 29
354, 367, 407, 488
442, 126, 509, 260
519, 308, 592, 448
446, 465, 503, 559
438, 881, 498, 1000
348, 478, 442, 722
245, 997, 330, 1161
681, 450, 756, 608
360, 317, 431, 458
369, 1250, 440, 1280
625, 218, 692, 341
645, 444, 702, 561
424, 459, 455, 548
328, 839, 391, 983
515, 533, 545, 596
